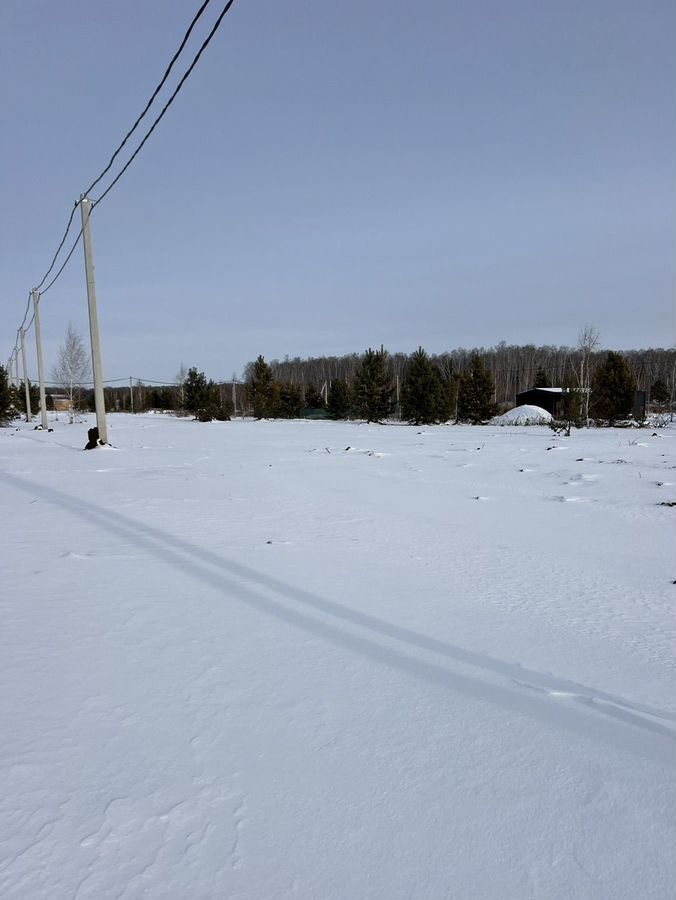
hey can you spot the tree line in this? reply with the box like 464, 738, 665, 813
242, 344, 655, 426
2, 331, 673, 427
261, 340, 675, 410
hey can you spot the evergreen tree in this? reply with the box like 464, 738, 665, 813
591, 352, 636, 424
184, 368, 208, 415
303, 383, 324, 410
650, 378, 669, 406
184, 368, 224, 420
246, 355, 274, 418
17, 380, 40, 417
353, 347, 394, 422
327, 380, 351, 419
534, 368, 551, 388
401, 347, 450, 425
148, 385, 178, 411
560, 373, 583, 425
456, 355, 497, 423
0, 365, 14, 426
277, 383, 303, 418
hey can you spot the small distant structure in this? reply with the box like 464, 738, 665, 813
515, 387, 567, 417
517, 386, 646, 422
50, 394, 71, 413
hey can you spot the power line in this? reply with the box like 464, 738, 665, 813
21, 0, 220, 304
40, 227, 84, 295
20, 0, 236, 302
7, 0, 238, 363
17, 291, 32, 332
34, 201, 80, 292
94, 0, 237, 207
84, 0, 213, 197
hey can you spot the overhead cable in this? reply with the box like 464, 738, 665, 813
94, 0, 237, 207
84, 0, 213, 196
8, 0, 237, 358
17, 291, 32, 332
34, 201, 80, 292
40, 227, 84, 295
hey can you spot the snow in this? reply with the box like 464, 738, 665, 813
492, 404, 554, 425
1, 414, 674, 899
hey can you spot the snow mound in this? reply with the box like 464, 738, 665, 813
492, 404, 553, 426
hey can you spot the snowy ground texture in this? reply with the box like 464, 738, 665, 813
1, 414, 675, 900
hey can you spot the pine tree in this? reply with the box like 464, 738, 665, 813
456, 355, 497, 423
183, 368, 224, 420
353, 347, 394, 422
0, 365, 14, 426
650, 378, 669, 406
17, 380, 40, 417
184, 368, 208, 415
327, 380, 351, 419
591, 352, 636, 424
277, 383, 303, 418
303, 383, 324, 410
401, 347, 449, 425
246, 355, 274, 418
534, 368, 551, 388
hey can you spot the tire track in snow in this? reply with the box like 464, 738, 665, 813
2, 472, 674, 770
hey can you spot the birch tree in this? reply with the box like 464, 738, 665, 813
52, 324, 91, 423
575, 326, 600, 426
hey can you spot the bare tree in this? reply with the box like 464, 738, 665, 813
52, 323, 91, 423
175, 364, 188, 412
575, 326, 600, 426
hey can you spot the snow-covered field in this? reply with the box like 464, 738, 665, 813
1, 414, 674, 900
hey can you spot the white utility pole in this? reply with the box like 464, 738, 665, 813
19, 328, 32, 421
231, 381, 237, 417
32, 289, 49, 430
129, 376, 134, 413
13, 350, 20, 387
80, 195, 108, 444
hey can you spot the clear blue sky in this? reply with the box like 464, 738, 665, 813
1, 0, 674, 382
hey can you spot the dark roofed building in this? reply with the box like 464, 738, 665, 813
515, 387, 566, 416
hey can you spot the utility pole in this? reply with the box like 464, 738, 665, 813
13, 350, 20, 387
32, 290, 49, 430
129, 376, 134, 414
80, 195, 108, 444
19, 328, 32, 421
231, 380, 237, 417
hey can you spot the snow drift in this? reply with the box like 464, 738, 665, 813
492, 404, 553, 425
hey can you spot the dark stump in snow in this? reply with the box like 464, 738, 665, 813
84, 427, 100, 450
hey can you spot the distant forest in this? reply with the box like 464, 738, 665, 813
256, 343, 675, 409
